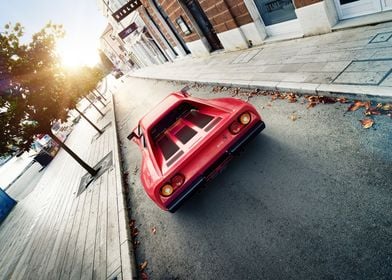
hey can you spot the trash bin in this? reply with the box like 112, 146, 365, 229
0, 188, 17, 224
34, 149, 54, 167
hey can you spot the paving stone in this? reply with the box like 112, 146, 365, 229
348, 60, 392, 72
278, 63, 304, 73
369, 32, 392, 43
333, 71, 388, 85
322, 61, 352, 72
299, 62, 327, 72
379, 72, 392, 87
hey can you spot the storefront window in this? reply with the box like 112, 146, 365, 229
254, 0, 297, 26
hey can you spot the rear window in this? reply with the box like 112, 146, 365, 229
184, 111, 213, 128
152, 102, 216, 163
156, 135, 179, 160
175, 125, 197, 144
151, 102, 194, 141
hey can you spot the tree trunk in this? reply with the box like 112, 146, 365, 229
48, 131, 98, 176
75, 107, 103, 135
91, 91, 106, 107
94, 88, 107, 101
85, 96, 104, 117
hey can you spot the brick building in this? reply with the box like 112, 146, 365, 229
99, 0, 391, 61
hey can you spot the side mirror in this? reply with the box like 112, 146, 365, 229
127, 131, 140, 141
180, 85, 190, 97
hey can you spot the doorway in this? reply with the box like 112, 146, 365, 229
334, 0, 385, 19
253, 0, 302, 36
182, 0, 223, 51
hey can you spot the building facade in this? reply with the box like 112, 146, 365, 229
99, 24, 133, 71
98, 0, 391, 63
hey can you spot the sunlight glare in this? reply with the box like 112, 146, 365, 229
56, 37, 101, 68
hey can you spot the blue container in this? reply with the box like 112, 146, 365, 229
0, 188, 17, 224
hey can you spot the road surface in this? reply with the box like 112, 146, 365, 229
112, 76, 392, 280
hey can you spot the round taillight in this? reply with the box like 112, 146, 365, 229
171, 174, 185, 188
229, 121, 242, 134
239, 112, 251, 125
161, 184, 174, 197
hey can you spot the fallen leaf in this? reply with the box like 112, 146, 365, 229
359, 119, 374, 129
319, 96, 336, 104
348, 101, 368, 111
139, 261, 148, 271
381, 103, 392, 111
289, 114, 298, 121
129, 219, 135, 228
286, 93, 297, 103
131, 227, 139, 238
365, 107, 381, 116
337, 97, 347, 103
307, 102, 317, 109
151, 226, 157, 235
141, 272, 149, 280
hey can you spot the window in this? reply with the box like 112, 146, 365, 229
157, 134, 179, 160
175, 125, 197, 144
184, 110, 213, 128
151, 102, 194, 141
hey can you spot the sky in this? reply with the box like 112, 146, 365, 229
0, 0, 108, 67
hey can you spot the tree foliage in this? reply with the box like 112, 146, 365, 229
0, 23, 104, 155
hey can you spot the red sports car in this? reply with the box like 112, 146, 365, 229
128, 89, 265, 212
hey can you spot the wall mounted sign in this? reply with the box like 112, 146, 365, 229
176, 16, 192, 35
112, 0, 142, 22
118, 22, 138, 39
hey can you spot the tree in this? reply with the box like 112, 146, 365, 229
0, 23, 104, 176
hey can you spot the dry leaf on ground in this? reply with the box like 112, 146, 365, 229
348, 101, 370, 111
289, 114, 298, 121
307, 102, 317, 109
365, 107, 382, 116
359, 119, 374, 129
139, 261, 148, 271
141, 272, 149, 280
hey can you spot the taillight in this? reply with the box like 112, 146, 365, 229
171, 174, 185, 188
239, 112, 251, 125
161, 184, 174, 197
229, 121, 242, 134
160, 174, 185, 197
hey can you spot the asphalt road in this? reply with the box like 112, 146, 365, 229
112, 76, 392, 280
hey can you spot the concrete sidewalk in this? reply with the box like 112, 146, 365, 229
131, 21, 392, 99
0, 88, 135, 279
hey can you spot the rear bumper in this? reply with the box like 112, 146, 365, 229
167, 120, 265, 213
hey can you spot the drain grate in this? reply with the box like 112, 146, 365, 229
77, 151, 113, 196
369, 32, 392, 44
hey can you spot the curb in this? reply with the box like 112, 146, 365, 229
129, 74, 392, 102
110, 93, 138, 280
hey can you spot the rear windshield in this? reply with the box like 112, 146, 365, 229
151, 102, 194, 141
151, 102, 216, 162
